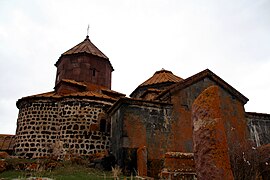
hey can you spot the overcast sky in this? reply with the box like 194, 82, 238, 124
0, 0, 270, 134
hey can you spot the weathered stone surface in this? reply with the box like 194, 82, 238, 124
160, 152, 196, 180
15, 99, 111, 159
246, 112, 270, 146
192, 85, 234, 179
137, 146, 147, 176
0, 151, 10, 159
110, 98, 172, 177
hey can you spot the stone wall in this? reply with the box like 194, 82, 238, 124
55, 54, 112, 89
246, 112, 270, 147
15, 98, 112, 158
160, 152, 196, 180
109, 98, 172, 177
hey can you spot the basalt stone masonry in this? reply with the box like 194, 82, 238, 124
14, 35, 124, 159
10, 34, 270, 179
15, 98, 112, 158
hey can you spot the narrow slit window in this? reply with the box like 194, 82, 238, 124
100, 119, 106, 132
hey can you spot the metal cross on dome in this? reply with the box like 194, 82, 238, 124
87, 25, 90, 36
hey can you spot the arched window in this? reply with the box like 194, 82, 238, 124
100, 119, 106, 132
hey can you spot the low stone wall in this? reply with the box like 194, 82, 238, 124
15, 98, 112, 159
160, 152, 196, 180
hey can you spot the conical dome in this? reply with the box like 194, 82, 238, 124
130, 69, 183, 98
62, 35, 108, 59
55, 36, 113, 90
139, 69, 183, 87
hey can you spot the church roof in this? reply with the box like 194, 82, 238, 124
139, 69, 183, 87
155, 69, 249, 104
62, 35, 108, 59
16, 90, 117, 108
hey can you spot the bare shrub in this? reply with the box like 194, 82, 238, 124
112, 165, 122, 180
230, 145, 260, 180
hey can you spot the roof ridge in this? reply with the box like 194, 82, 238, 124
155, 69, 249, 104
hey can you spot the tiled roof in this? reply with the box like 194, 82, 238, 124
17, 89, 118, 108
60, 79, 87, 88
22, 91, 61, 98
101, 89, 126, 97
139, 69, 183, 87
62, 36, 108, 59
65, 91, 116, 101
19, 90, 116, 101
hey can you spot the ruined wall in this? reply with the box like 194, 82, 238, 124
15, 98, 111, 158
246, 112, 270, 147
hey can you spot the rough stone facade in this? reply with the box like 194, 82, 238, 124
9, 35, 270, 179
14, 35, 122, 159
246, 112, 270, 147
109, 98, 172, 177
0, 134, 15, 154
109, 69, 262, 178
160, 152, 196, 179
192, 85, 234, 179
15, 98, 111, 158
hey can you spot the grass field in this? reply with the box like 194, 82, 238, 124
0, 163, 125, 180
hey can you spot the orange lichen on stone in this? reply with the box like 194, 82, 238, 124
137, 146, 147, 176
192, 85, 234, 180
0, 152, 10, 159
123, 114, 146, 148
163, 152, 195, 172
161, 152, 196, 180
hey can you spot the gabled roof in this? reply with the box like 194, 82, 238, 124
62, 35, 108, 59
155, 69, 249, 104
139, 69, 183, 87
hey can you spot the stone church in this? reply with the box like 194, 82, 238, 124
13, 35, 270, 178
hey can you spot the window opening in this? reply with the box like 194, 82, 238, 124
100, 119, 106, 132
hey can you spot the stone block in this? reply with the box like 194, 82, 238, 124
192, 85, 234, 179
